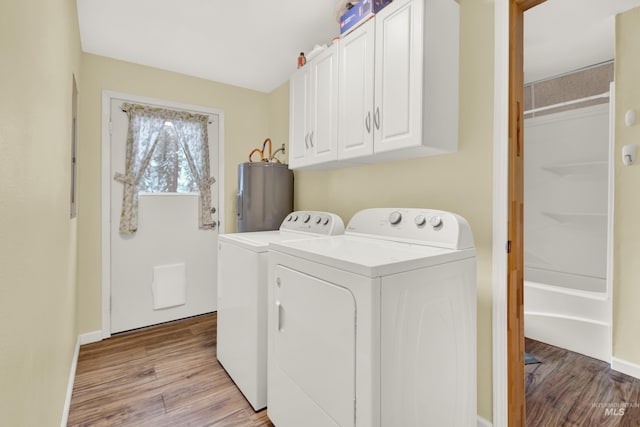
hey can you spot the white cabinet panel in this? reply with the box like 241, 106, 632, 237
338, 19, 375, 160
288, 45, 339, 169
289, 67, 310, 168
374, 0, 423, 152
310, 46, 339, 163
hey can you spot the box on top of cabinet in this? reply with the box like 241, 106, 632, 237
340, 0, 393, 36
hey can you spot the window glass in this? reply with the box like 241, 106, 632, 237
138, 121, 198, 193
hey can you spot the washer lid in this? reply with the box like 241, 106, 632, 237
270, 235, 475, 278
219, 230, 321, 252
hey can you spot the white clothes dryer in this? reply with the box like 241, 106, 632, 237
267, 208, 476, 427
216, 211, 344, 411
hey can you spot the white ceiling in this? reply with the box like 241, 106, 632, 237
524, 0, 640, 83
77, 0, 640, 93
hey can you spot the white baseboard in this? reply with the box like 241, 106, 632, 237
478, 415, 493, 427
60, 337, 80, 427
60, 331, 103, 426
79, 330, 103, 345
612, 357, 640, 380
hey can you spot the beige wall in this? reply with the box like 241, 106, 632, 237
614, 7, 640, 364
279, 0, 495, 419
266, 82, 291, 164
0, 0, 81, 425
77, 54, 272, 333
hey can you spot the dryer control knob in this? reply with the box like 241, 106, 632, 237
286, 214, 293, 221
389, 211, 403, 225
430, 215, 443, 228
303, 213, 311, 223
415, 214, 426, 226
323, 217, 330, 226
292, 214, 298, 221
315, 216, 322, 224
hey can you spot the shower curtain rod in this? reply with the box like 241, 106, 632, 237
524, 91, 610, 115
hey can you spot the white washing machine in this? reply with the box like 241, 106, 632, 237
267, 208, 477, 427
216, 211, 345, 411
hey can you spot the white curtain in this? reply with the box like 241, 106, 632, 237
114, 103, 215, 233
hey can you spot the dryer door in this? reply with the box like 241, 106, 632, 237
271, 265, 356, 427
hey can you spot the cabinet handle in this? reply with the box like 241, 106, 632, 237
374, 107, 380, 130
276, 301, 284, 332
304, 133, 309, 149
365, 112, 371, 133
309, 131, 314, 147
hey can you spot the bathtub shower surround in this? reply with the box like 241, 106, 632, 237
523, 63, 613, 362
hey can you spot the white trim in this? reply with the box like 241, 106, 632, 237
606, 81, 615, 365
101, 92, 111, 339
101, 90, 225, 338
60, 336, 80, 427
79, 330, 103, 345
612, 357, 640, 380
478, 415, 493, 427
492, 1, 509, 427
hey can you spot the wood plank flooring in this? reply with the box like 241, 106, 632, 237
67, 313, 273, 427
69, 315, 640, 426
526, 338, 640, 427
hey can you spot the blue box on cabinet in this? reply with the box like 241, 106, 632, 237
340, 0, 393, 36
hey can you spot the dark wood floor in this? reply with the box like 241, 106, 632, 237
67, 313, 273, 427
526, 338, 640, 427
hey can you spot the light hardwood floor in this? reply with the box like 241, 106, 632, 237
67, 313, 273, 427
69, 315, 640, 426
526, 338, 640, 427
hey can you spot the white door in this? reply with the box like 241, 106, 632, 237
338, 18, 375, 160
374, 0, 423, 153
308, 44, 339, 165
109, 98, 219, 333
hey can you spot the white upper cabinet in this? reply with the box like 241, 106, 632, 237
337, 19, 375, 161
290, 0, 459, 169
288, 44, 339, 169
289, 65, 310, 168
373, 0, 424, 154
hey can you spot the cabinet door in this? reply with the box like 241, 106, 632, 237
308, 45, 339, 165
374, 0, 423, 153
288, 66, 310, 168
338, 19, 375, 160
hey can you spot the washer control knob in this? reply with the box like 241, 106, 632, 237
292, 214, 298, 222
323, 217, 330, 226
430, 215, 443, 228
286, 214, 293, 222
389, 211, 403, 225
303, 213, 311, 223
415, 214, 426, 227
315, 216, 322, 224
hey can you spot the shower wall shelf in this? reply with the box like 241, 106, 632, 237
541, 160, 608, 176
541, 212, 607, 226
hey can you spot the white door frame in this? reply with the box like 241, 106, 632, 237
492, 2, 510, 425
100, 90, 225, 339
